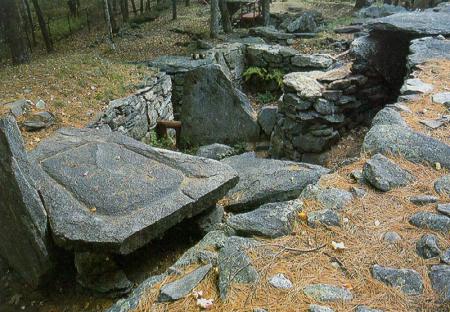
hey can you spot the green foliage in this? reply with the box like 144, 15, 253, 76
242, 66, 284, 89
257, 91, 277, 104
147, 130, 175, 149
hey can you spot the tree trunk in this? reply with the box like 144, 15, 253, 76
30, 0, 53, 53
140, 0, 144, 13
120, 0, 129, 22
185, 0, 190, 6
219, 0, 232, 33
172, 0, 177, 20
1, 0, 31, 64
107, 0, 119, 33
261, 0, 270, 26
22, 0, 36, 46
210, 0, 220, 38
146, 0, 151, 11
131, 0, 138, 15
103, 0, 116, 50
353, 0, 369, 10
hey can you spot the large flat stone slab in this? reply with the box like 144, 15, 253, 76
30, 127, 238, 254
221, 152, 329, 212
0, 116, 54, 287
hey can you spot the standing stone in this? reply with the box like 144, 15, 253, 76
181, 65, 260, 146
0, 116, 53, 288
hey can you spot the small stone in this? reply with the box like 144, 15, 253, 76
435, 175, 450, 198
158, 264, 212, 302
382, 231, 401, 243
409, 195, 438, 205
35, 99, 46, 110
437, 203, 450, 217
372, 265, 423, 295
432, 92, 450, 106
300, 184, 353, 211
307, 209, 340, 227
362, 154, 414, 192
350, 170, 365, 184
268, 273, 293, 289
329, 79, 352, 90
253, 309, 268, 312
303, 284, 353, 302
441, 249, 450, 264
400, 78, 433, 95
416, 234, 441, 259
351, 187, 366, 198
309, 304, 335, 312
355, 306, 384, 312
428, 265, 450, 302
409, 212, 450, 233
196, 143, 235, 160
420, 119, 444, 129
23, 111, 55, 131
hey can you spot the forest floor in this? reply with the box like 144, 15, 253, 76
0, 0, 375, 311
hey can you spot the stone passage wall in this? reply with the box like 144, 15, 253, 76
270, 64, 392, 162
90, 73, 173, 141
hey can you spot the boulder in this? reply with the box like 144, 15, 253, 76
362, 124, 450, 169
362, 154, 414, 192
286, 12, 317, 33
300, 184, 353, 210
218, 236, 259, 299
23, 111, 55, 131
372, 265, 423, 295
180, 65, 260, 146
268, 273, 293, 289
2, 99, 31, 117
416, 234, 441, 259
357, 4, 407, 18
30, 127, 238, 254
196, 143, 235, 160
434, 175, 450, 198
428, 265, 450, 302
0, 116, 53, 287
400, 78, 433, 95
371, 107, 407, 127
283, 72, 323, 99
158, 264, 212, 302
291, 54, 334, 70
258, 106, 278, 137
226, 200, 302, 238
408, 36, 450, 68
303, 284, 353, 302
194, 204, 225, 235
409, 195, 438, 205
409, 212, 450, 233
221, 152, 329, 211
368, 11, 450, 36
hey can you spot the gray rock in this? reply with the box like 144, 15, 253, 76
253, 309, 268, 312
409, 212, 450, 233
221, 153, 329, 211
420, 118, 446, 129
428, 265, 450, 302
286, 12, 317, 33
433, 92, 450, 106
300, 184, 353, 210
30, 127, 238, 254
249, 26, 295, 42
227, 200, 302, 238
107, 274, 165, 312
218, 236, 259, 299
372, 264, 423, 295
363, 124, 450, 169
309, 304, 334, 312
3, 99, 31, 117
195, 205, 225, 235
74, 252, 132, 295
0, 116, 53, 287
291, 54, 334, 70
400, 78, 434, 95
303, 284, 353, 302
368, 11, 450, 36
382, 231, 402, 243
437, 203, 450, 217
258, 106, 278, 136
307, 209, 341, 227
313, 99, 336, 115
355, 306, 384, 312
282, 93, 313, 111
196, 143, 235, 160
357, 4, 406, 18
434, 175, 450, 198
362, 154, 414, 192
283, 72, 323, 99
35, 99, 46, 110
158, 264, 212, 302
441, 249, 450, 264
351, 187, 367, 198
416, 234, 441, 259
409, 195, 438, 205
23, 111, 55, 131
181, 65, 260, 146
371, 107, 407, 127
408, 37, 450, 68
268, 273, 293, 289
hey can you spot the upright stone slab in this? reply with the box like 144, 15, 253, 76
0, 116, 53, 287
180, 64, 260, 146
30, 127, 238, 254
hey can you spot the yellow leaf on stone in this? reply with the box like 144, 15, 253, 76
298, 211, 308, 222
